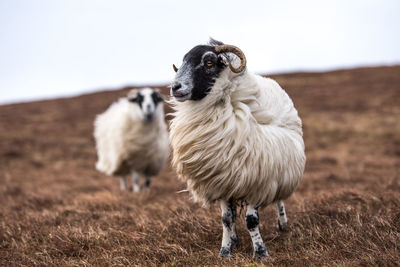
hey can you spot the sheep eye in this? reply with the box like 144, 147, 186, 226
205, 60, 213, 67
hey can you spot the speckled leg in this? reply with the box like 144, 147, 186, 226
119, 176, 128, 190
246, 204, 268, 259
219, 199, 238, 258
276, 200, 290, 232
131, 171, 140, 192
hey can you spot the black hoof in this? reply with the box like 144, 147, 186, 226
231, 236, 239, 249
253, 243, 269, 259
278, 220, 290, 232
219, 247, 232, 258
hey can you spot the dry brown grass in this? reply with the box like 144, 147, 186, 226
1, 66, 399, 266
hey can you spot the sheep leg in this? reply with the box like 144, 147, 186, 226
131, 171, 140, 192
143, 176, 151, 189
246, 204, 268, 259
119, 176, 128, 190
219, 199, 238, 258
276, 200, 290, 232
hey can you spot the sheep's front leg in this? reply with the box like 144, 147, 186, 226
119, 176, 128, 190
276, 200, 290, 232
246, 204, 268, 259
219, 199, 238, 258
144, 175, 151, 189
131, 171, 140, 192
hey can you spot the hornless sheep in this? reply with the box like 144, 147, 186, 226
169, 39, 306, 259
94, 88, 169, 192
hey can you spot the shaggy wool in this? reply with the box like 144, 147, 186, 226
169, 70, 305, 207
94, 90, 169, 177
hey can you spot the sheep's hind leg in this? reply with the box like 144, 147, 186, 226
131, 171, 140, 192
246, 204, 268, 259
119, 176, 128, 190
276, 200, 290, 232
219, 199, 238, 258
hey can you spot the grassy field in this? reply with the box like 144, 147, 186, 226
1, 66, 399, 266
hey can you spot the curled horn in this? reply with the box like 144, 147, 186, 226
215, 45, 247, 73
173, 64, 179, 73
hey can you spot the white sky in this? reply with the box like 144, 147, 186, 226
0, 0, 399, 104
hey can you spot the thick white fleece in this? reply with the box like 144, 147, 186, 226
169, 69, 305, 207
94, 97, 169, 177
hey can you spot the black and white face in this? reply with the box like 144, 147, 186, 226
129, 88, 164, 121
171, 45, 228, 102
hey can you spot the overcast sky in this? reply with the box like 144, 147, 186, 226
0, 0, 399, 104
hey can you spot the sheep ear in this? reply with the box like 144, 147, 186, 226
217, 54, 228, 66
128, 97, 138, 103
156, 93, 165, 103
152, 89, 165, 102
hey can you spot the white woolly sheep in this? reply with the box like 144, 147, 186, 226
94, 88, 169, 192
169, 39, 306, 259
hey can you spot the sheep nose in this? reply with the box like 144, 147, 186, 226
171, 82, 182, 92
